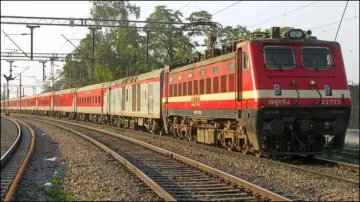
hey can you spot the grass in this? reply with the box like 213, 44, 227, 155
39, 176, 76, 201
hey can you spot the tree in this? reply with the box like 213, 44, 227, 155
145, 5, 194, 66
217, 25, 250, 46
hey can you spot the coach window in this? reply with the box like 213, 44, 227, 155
170, 84, 173, 97
221, 75, 227, 92
98, 96, 101, 103
174, 84, 178, 97
194, 80, 198, 95
206, 78, 211, 94
188, 81, 192, 96
178, 83, 182, 96
213, 77, 219, 93
243, 52, 250, 70
183, 82, 187, 96
126, 89, 129, 102
229, 74, 235, 91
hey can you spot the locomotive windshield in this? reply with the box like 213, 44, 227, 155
301, 47, 332, 69
264, 47, 295, 69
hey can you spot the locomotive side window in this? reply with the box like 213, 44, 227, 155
183, 82, 187, 96
174, 84, 177, 97
243, 52, 249, 70
213, 77, 219, 93
194, 80, 198, 95
264, 46, 295, 69
221, 75, 227, 92
301, 47, 332, 69
206, 78, 211, 94
178, 83, 182, 96
98, 96, 101, 103
229, 74, 235, 91
200, 79, 205, 95
170, 84, 173, 97
188, 81, 192, 95
229, 63, 235, 71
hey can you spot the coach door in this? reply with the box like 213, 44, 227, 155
148, 83, 153, 114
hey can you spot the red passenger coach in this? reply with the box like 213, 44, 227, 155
53, 88, 76, 118
75, 82, 111, 121
37, 92, 53, 115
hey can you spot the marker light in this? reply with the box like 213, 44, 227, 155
274, 84, 281, 96
309, 80, 316, 86
288, 29, 304, 39
324, 84, 332, 96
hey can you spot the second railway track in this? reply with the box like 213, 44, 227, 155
1, 116, 35, 201
22, 116, 298, 201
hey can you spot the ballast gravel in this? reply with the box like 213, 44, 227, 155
14, 119, 160, 201
68, 119, 359, 201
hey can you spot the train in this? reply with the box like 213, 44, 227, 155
1, 27, 352, 157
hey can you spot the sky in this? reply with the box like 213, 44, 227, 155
1, 1, 359, 99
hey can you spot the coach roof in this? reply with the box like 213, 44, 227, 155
77, 82, 112, 92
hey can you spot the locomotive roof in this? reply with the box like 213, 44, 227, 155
77, 82, 112, 92
110, 68, 164, 86
170, 52, 235, 74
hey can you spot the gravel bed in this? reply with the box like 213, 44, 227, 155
64, 119, 359, 201
1, 117, 19, 157
14, 118, 161, 201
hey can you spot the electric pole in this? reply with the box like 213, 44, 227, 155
88, 26, 101, 83
19, 73, 22, 112
26, 25, 40, 60
39, 61, 47, 81
3, 60, 15, 115
50, 57, 55, 92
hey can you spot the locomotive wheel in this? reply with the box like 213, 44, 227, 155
254, 151, 261, 158
242, 148, 249, 155
306, 154, 315, 159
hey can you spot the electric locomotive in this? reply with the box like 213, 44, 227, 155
163, 27, 351, 157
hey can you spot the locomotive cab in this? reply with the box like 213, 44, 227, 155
240, 27, 351, 156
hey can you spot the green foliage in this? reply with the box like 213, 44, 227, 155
39, 176, 75, 201
145, 5, 194, 66
218, 25, 250, 46
348, 83, 359, 129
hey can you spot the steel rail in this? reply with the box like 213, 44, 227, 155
2, 118, 35, 201
24, 115, 293, 201
26, 117, 176, 201
0, 116, 21, 167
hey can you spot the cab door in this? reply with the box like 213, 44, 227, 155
236, 47, 243, 118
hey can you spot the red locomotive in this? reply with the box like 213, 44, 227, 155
2, 27, 351, 157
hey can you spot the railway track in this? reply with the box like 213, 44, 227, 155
21, 116, 298, 201
1, 116, 35, 201
16, 114, 359, 186
52, 114, 360, 185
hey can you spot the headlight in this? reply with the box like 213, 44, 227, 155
324, 84, 332, 96
288, 29, 304, 39
273, 84, 281, 96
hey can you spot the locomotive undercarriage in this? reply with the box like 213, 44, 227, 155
167, 116, 259, 155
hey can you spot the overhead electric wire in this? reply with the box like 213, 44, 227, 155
1, 29, 29, 58
334, 0, 349, 41
308, 15, 358, 30
179, 1, 193, 11
212, 1, 242, 16
247, 1, 319, 29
